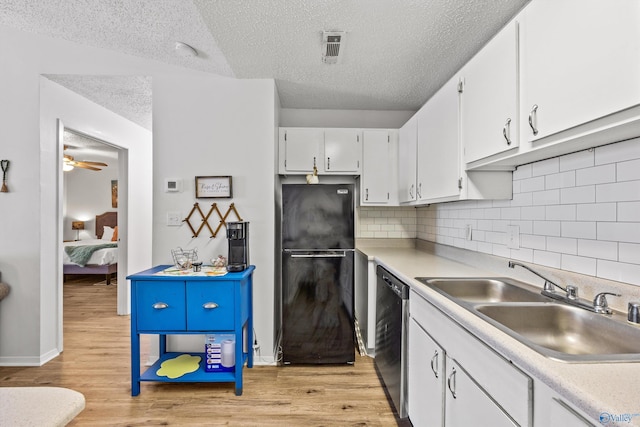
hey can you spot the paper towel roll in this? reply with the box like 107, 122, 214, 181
221, 339, 235, 367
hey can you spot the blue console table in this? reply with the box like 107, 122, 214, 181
128, 265, 254, 396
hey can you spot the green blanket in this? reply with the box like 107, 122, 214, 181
65, 243, 117, 267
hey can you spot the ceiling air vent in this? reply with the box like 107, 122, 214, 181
322, 31, 346, 64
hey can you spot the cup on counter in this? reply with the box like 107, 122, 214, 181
192, 262, 203, 272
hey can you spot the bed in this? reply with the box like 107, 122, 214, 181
63, 212, 118, 285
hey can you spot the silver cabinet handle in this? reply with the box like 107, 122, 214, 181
430, 350, 439, 378
365, 188, 369, 201
327, 157, 330, 170
203, 302, 219, 309
409, 184, 414, 199
417, 183, 422, 199
152, 302, 168, 310
528, 104, 539, 136
502, 118, 512, 145
447, 367, 457, 399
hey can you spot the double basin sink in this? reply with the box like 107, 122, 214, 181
415, 277, 640, 363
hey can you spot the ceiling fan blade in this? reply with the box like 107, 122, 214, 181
74, 163, 102, 171
77, 160, 108, 167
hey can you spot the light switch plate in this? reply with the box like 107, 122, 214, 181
506, 225, 520, 249
167, 212, 182, 226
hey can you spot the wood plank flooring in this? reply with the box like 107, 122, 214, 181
0, 276, 410, 426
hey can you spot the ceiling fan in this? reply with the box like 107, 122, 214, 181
63, 147, 108, 172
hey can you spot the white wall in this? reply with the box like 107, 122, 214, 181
152, 74, 277, 360
280, 108, 414, 129
0, 24, 277, 365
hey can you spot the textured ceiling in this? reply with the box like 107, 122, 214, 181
1, 0, 529, 120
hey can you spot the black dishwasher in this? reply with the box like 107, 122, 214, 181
374, 265, 409, 419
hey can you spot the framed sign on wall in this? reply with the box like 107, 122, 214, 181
195, 176, 232, 199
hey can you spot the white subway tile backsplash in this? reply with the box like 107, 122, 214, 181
577, 239, 618, 261
373, 139, 640, 288
545, 205, 576, 221
533, 250, 562, 268
513, 164, 532, 180
560, 149, 594, 171
561, 221, 596, 239
597, 260, 640, 286
576, 164, 616, 186
560, 186, 595, 204
562, 254, 597, 276
617, 159, 640, 182
596, 181, 640, 203
521, 206, 546, 220
520, 176, 546, 193
532, 157, 559, 176
521, 234, 546, 250
545, 171, 575, 190
619, 243, 640, 264
533, 220, 561, 237
598, 222, 640, 243
576, 203, 616, 222
532, 189, 560, 205
620, 199, 640, 225
547, 236, 577, 255
595, 138, 640, 165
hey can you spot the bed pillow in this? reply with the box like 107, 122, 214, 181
112, 226, 118, 242
102, 226, 115, 241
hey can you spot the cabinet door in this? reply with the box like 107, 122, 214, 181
445, 357, 517, 427
408, 318, 444, 427
135, 280, 186, 331
283, 128, 323, 172
361, 130, 390, 204
398, 116, 417, 203
417, 75, 461, 202
186, 281, 235, 331
549, 399, 595, 427
462, 20, 518, 163
324, 129, 361, 172
521, 0, 640, 142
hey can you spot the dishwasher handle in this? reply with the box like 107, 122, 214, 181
377, 266, 409, 299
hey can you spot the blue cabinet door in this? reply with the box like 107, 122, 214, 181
136, 280, 186, 331
186, 281, 235, 331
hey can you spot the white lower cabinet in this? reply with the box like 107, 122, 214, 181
408, 289, 532, 427
444, 356, 517, 427
408, 318, 444, 426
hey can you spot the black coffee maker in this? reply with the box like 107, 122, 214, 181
226, 221, 249, 272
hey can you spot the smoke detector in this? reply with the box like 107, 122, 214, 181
322, 31, 346, 64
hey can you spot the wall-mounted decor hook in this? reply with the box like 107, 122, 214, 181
1, 160, 9, 192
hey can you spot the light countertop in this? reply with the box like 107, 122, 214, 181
357, 240, 640, 426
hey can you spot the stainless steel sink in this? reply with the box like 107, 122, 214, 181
474, 303, 640, 362
415, 276, 640, 362
415, 277, 550, 303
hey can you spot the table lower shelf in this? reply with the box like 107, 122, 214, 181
140, 352, 248, 384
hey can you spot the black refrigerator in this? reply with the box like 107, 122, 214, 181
281, 183, 355, 364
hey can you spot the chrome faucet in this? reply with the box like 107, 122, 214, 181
507, 261, 566, 293
508, 261, 620, 315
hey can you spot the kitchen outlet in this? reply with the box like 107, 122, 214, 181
506, 225, 520, 249
465, 224, 473, 241
167, 212, 182, 226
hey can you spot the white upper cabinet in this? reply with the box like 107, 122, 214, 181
361, 130, 392, 205
461, 19, 519, 164
398, 115, 418, 203
324, 129, 361, 173
280, 128, 323, 173
417, 75, 462, 202
521, 0, 640, 143
279, 128, 362, 174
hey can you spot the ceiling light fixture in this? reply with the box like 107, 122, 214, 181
174, 41, 199, 58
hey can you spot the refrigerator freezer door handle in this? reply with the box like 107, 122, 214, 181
288, 251, 347, 258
